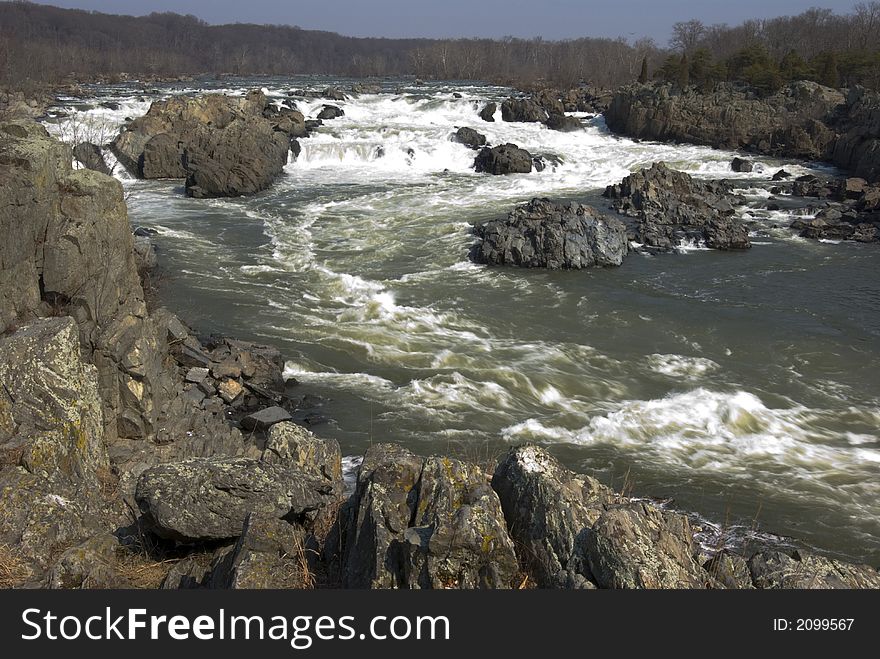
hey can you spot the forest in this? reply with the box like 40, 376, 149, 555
0, 1, 878, 91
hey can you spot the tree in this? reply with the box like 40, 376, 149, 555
677, 53, 690, 88
638, 56, 648, 83
779, 49, 810, 81
670, 19, 706, 53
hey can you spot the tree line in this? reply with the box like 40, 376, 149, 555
0, 1, 878, 93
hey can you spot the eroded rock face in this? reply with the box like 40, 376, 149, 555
472, 198, 628, 269
491, 445, 612, 588
603, 162, 750, 251
605, 81, 844, 160
748, 550, 880, 589
110, 91, 291, 198
586, 503, 710, 589
342, 445, 517, 589
831, 87, 880, 183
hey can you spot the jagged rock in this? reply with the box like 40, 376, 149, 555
210, 513, 312, 589
473, 143, 533, 175
492, 445, 612, 588
603, 162, 751, 251
262, 422, 342, 484
132, 233, 158, 272
322, 87, 346, 101
452, 126, 487, 149
161, 548, 229, 589
135, 448, 342, 542
772, 169, 791, 180
748, 549, 880, 589
704, 550, 754, 589
478, 102, 496, 122
472, 198, 628, 269
545, 113, 581, 132
531, 89, 565, 115
501, 97, 548, 123
831, 87, 880, 183
72, 142, 110, 175
217, 378, 244, 404
185, 367, 210, 384
586, 502, 710, 589
343, 444, 516, 589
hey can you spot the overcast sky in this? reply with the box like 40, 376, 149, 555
28, 1, 859, 42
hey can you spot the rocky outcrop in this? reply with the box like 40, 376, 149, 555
72, 142, 111, 175
830, 87, 880, 183
603, 162, 751, 251
110, 91, 292, 197
478, 102, 496, 122
545, 113, 581, 132
501, 97, 548, 123
472, 198, 628, 269
605, 81, 843, 160
452, 126, 487, 149
342, 444, 518, 589
134, 429, 343, 542
748, 549, 880, 589
473, 143, 533, 175
782, 173, 880, 242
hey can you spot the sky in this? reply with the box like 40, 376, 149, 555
25, 0, 860, 42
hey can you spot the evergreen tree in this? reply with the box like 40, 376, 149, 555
677, 53, 690, 89
638, 56, 649, 83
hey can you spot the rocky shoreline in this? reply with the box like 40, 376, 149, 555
1, 83, 879, 589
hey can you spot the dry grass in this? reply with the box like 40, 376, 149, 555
282, 531, 316, 590
113, 551, 178, 589
0, 543, 31, 588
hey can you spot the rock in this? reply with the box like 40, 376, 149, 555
135, 452, 342, 542
492, 445, 612, 588
185, 367, 210, 384
316, 105, 344, 120
731, 157, 753, 173
841, 177, 868, 199
46, 534, 129, 589
748, 549, 880, 589
161, 550, 224, 589
500, 97, 548, 123
217, 378, 244, 404
72, 142, 110, 175
606, 81, 844, 161
772, 169, 791, 181
262, 421, 342, 484
111, 92, 289, 197
472, 198, 628, 269
211, 360, 241, 380
545, 113, 581, 132
240, 406, 292, 432
603, 162, 751, 251
830, 87, 880, 183
531, 89, 566, 116
478, 102, 496, 122
473, 143, 533, 175
322, 87, 346, 101
704, 550, 754, 589
452, 126, 487, 149
132, 233, 158, 272
343, 444, 516, 589
212, 513, 312, 589
586, 502, 710, 589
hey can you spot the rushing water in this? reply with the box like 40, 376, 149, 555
46, 76, 880, 564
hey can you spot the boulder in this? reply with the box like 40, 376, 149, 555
322, 87, 346, 101
72, 142, 110, 175
545, 113, 581, 132
452, 126, 487, 149
478, 102, 496, 122
585, 502, 710, 589
262, 421, 342, 484
472, 198, 628, 269
241, 406, 292, 432
473, 143, 533, 175
501, 97, 548, 123
135, 449, 342, 542
45, 534, 129, 589
343, 445, 517, 589
491, 445, 612, 588
316, 105, 344, 120
603, 162, 751, 251
731, 157, 754, 173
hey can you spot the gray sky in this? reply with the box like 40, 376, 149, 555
28, 1, 859, 42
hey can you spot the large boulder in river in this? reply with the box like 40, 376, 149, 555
478, 102, 496, 122
452, 126, 487, 149
342, 444, 518, 589
501, 97, 548, 123
111, 91, 290, 197
472, 198, 628, 269
603, 162, 751, 251
473, 143, 533, 175
545, 113, 581, 132
316, 105, 344, 120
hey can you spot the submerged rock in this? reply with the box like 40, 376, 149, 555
473, 143, 533, 175
452, 126, 487, 149
472, 198, 628, 269
603, 162, 751, 251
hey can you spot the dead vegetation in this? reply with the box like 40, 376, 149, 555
0, 543, 31, 588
